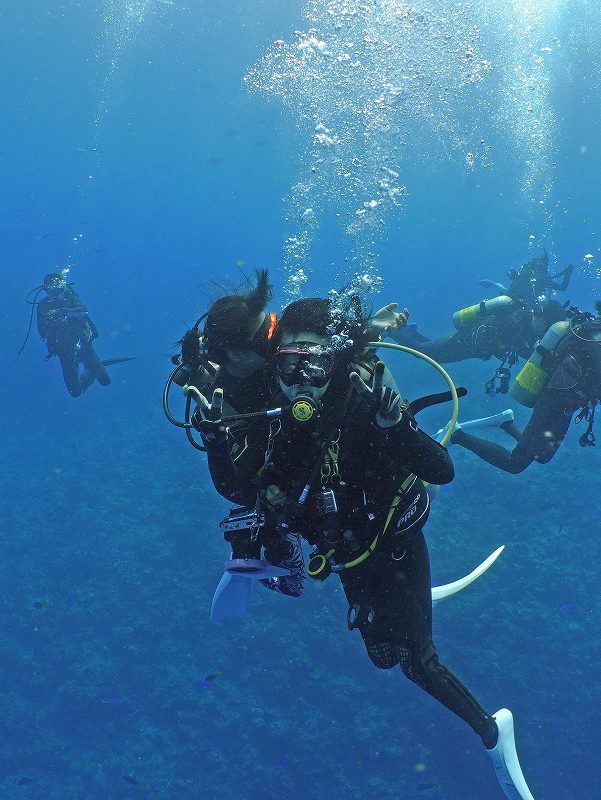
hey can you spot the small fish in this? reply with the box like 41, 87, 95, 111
123, 774, 143, 786
416, 781, 442, 792
198, 672, 221, 688
206, 156, 224, 166
17, 777, 34, 785
32, 600, 47, 610
224, 129, 241, 137
39, 233, 53, 239
100, 697, 123, 705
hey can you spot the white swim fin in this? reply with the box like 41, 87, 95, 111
435, 409, 514, 443
431, 546, 504, 605
487, 708, 536, 800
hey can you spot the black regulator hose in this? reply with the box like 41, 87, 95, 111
17, 286, 45, 357
163, 364, 190, 428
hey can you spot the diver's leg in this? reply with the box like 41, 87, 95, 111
385, 531, 499, 746
339, 566, 399, 670
81, 345, 111, 388
416, 332, 475, 363
58, 353, 83, 397
260, 529, 305, 597
454, 394, 573, 473
452, 428, 527, 473
500, 420, 523, 442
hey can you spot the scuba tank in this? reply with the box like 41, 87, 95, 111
452, 295, 513, 330
509, 321, 571, 407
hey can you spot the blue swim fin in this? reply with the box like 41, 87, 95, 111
211, 572, 254, 623
210, 559, 292, 623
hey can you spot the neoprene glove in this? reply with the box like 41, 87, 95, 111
188, 387, 226, 443
349, 360, 403, 428
182, 329, 202, 365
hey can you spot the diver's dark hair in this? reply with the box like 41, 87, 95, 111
537, 298, 566, 327
203, 268, 273, 362
271, 296, 369, 362
44, 272, 64, 287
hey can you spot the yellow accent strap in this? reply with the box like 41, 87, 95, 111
337, 474, 415, 570
334, 343, 460, 571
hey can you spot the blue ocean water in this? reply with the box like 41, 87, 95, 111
1, 2, 600, 798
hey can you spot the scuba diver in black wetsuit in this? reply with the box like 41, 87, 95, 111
164, 268, 280, 457
194, 296, 537, 800
34, 273, 112, 397
450, 303, 601, 474
163, 268, 408, 454
391, 252, 574, 395
164, 272, 408, 596
503, 249, 573, 301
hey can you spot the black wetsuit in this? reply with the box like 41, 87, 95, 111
505, 257, 573, 301
394, 305, 535, 365
37, 289, 109, 397
393, 254, 573, 367
203, 372, 498, 747
454, 322, 601, 473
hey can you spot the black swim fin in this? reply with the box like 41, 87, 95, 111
102, 357, 137, 366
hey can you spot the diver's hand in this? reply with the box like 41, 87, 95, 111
350, 360, 402, 428
182, 329, 203, 365
190, 387, 225, 441
367, 303, 409, 338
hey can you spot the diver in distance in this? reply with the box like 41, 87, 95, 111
193, 296, 537, 800
25, 272, 133, 397
502, 249, 574, 301
449, 302, 601, 472
391, 252, 574, 395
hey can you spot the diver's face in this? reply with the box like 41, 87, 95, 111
224, 311, 267, 377
275, 331, 333, 402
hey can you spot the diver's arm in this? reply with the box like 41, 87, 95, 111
548, 264, 573, 292
385, 414, 455, 484
66, 290, 88, 313
350, 360, 454, 484
201, 432, 257, 506
36, 301, 50, 339
187, 385, 252, 504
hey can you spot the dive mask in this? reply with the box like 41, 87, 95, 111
274, 343, 335, 388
